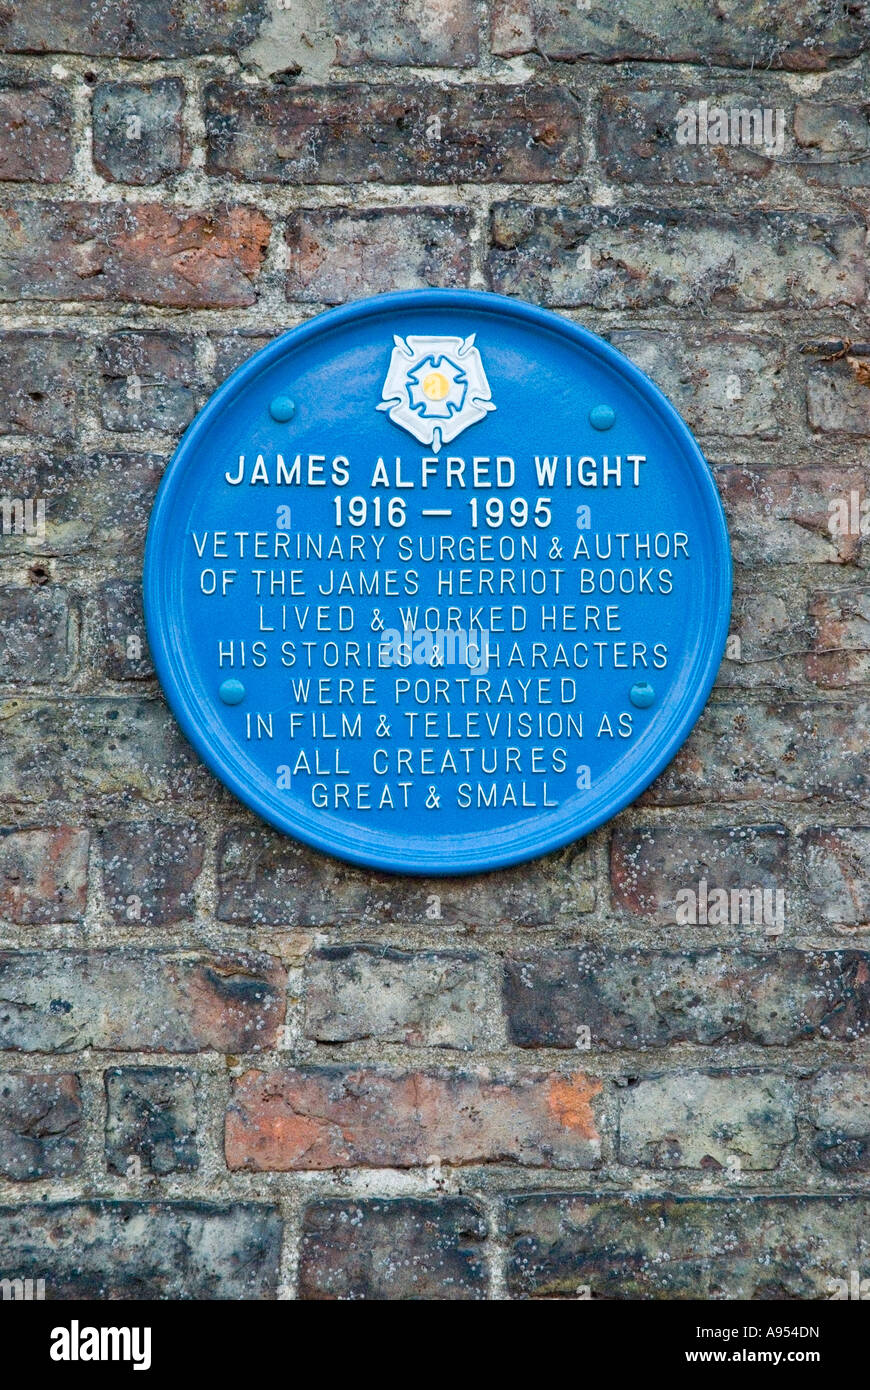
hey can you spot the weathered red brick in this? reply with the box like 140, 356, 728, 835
300, 1198, 487, 1300
0, 949, 285, 1052
488, 204, 865, 310
286, 208, 471, 303
718, 465, 870, 568
94, 580, 154, 680
643, 700, 868, 806
0, 1073, 82, 1179
0, 827, 88, 924
504, 948, 870, 1048
206, 80, 581, 184
0, 0, 267, 58
610, 824, 787, 924
598, 86, 782, 187
806, 344, 870, 435
0, 201, 271, 307
719, 578, 814, 692
0, 453, 163, 558
226, 1066, 603, 1170
799, 828, 870, 932
0, 1201, 281, 1298
505, 1193, 870, 1299
101, 820, 204, 927
98, 329, 199, 432
0, 82, 73, 181
105, 1067, 198, 1175
806, 588, 870, 687
211, 330, 274, 380
795, 102, 870, 187
304, 946, 493, 1049
92, 79, 186, 185
609, 329, 785, 438
218, 824, 593, 927
810, 1067, 870, 1171
0, 331, 78, 439
0, 587, 73, 683
618, 1071, 797, 1170
491, 0, 868, 70
0, 699, 205, 804
330, 0, 479, 66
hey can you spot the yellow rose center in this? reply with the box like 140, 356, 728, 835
422, 370, 450, 401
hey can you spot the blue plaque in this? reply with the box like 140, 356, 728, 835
144, 290, 731, 875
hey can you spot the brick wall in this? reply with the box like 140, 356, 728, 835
0, 0, 868, 1300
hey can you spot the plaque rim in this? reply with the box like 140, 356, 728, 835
144, 288, 732, 876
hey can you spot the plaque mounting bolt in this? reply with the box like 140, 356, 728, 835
629, 681, 655, 709
589, 404, 615, 430
219, 678, 246, 705
269, 395, 296, 422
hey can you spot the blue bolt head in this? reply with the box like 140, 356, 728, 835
629, 681, 655, 709
219, 678, 246, 705
589, 404, 616, 431
269, 395, 296, 422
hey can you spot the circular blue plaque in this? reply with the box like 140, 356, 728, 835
144, 290, 731, 875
